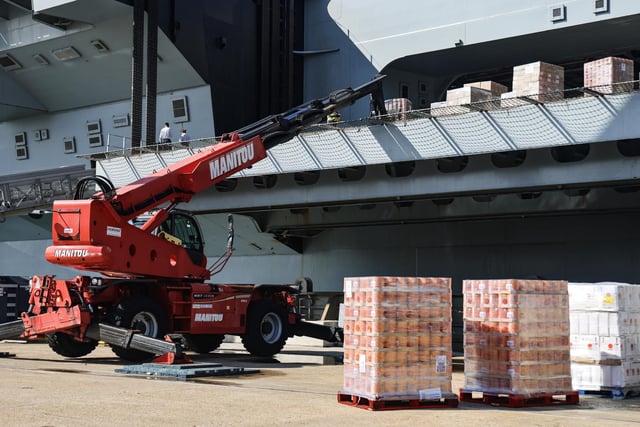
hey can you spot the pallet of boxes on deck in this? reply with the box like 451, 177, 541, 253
429, 101, 448, 117
499, 90, 530, 108
462, 81, 507, 111
338, 276, 458, 410
384, 98, 412, 121
583, 57, 635, 94
568, 282, 640, 398
464, 81, 509, 97
511, 61, 564, 103
459, 279, 578, 407
445, 86, 494, 107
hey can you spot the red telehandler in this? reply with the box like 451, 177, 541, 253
0, 76, 386, 362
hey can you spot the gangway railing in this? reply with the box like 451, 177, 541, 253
101, 133, 220, 157
4, 81, 637, 218
87, 80, 640, 190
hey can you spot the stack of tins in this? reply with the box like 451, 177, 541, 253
342, 277, 453, 400
462, 279, 573, 394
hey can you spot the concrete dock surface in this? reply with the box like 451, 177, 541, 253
0, 340, 638, 427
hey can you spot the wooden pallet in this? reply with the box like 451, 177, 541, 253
337, 392, 459, 411
459, 389, 579, 408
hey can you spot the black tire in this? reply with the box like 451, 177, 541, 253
109, 295, 168, 362
241, 299, 289, 357
46, 332, 99, 358
186, 334, 225, 354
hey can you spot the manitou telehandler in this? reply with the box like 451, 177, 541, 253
0, 76, 386, 362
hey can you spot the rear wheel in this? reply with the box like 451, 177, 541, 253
109, 296, 168, 362
186, 334, 225, 354
46, 332, 99, 358
241, 299, 289, 357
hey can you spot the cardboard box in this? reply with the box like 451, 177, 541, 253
570, 334, 601, 360
384, 98, 412, 121
568, 282, 633, 312
584, 56, 634, 93
572, 361, 640, 389
464, 81, 508, 96
429, 101, 452, 117
512, 61, 564, 102
599, 335, 640, 361
499, 91, 532, 108
445, 86, 493, 106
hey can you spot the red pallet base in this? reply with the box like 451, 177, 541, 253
337, 392, 459, 411
459, 389, 579, 408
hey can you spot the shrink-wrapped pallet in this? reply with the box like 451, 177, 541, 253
583, 56, 634, 94
445, 86, 494, 106
512, 61, 564, 102
384, 98, 412, 120
569, 282, 640, 391
462, 279, 573, 395
341, 276, 453, 401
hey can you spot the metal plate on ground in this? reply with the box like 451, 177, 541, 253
115, 363, 259, 379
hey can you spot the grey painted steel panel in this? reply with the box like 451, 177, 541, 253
207, 212, 640, 293
326, 0, 640, 71
183, 142, 640, 213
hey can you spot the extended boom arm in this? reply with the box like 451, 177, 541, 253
45, 76, 386, 279
109, 74, 386, 220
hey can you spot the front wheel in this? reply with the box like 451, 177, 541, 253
109, 296, 168, 362
46, 332, 99, 358
241, 299, 289, 357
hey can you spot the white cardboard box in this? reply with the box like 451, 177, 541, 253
572, 310, 640, 336
572, 361, 640, 389
569, 283, 625, 311
599, 335, 640, 361
570, 334, 600, 359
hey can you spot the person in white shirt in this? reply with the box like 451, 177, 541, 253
179, 128, 191, 146
159, 122, 172, 144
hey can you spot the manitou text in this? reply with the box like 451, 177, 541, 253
209, 143, 255, 180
